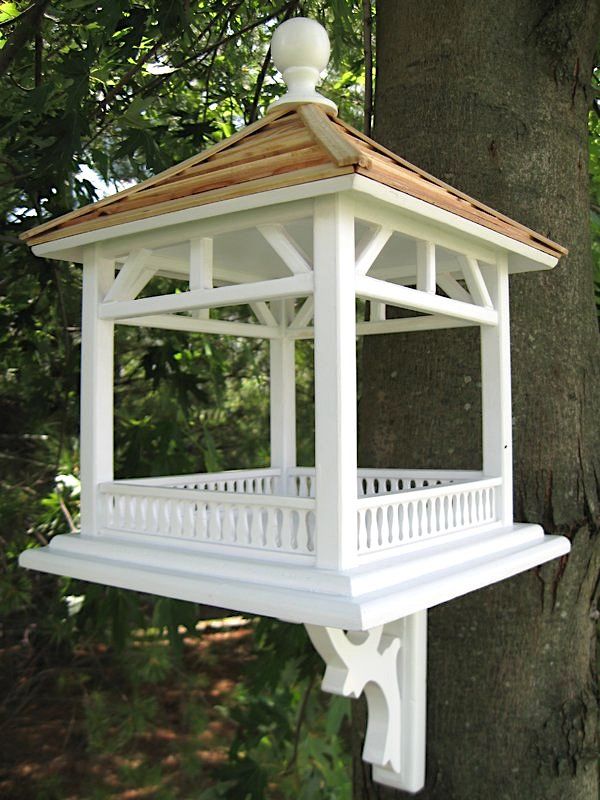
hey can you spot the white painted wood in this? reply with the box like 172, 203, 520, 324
118, 467, 279, 487
356, 275, 498, 325
416, 240, 436, 294
250, 301, 279, 327
371, 612, 427, 792
352, 192, 499, 265
258, 223, 312, 274
32, 175, 557, 275
117, 313, 279, 338
460, 255, 493, 308
480, 255, 513, 524
190, 237, 213, 319
307, 611, 427, 792
358, 315, 472, 336
288, 313, 476, 340
269, 300, 296, 493
104, 249, 156, 302
355, 225, 393, 276
370, 302, 386, 322
80, 245, 115, 535
269, 18, 338, 114
99, 274, 313, 319
31, 183, 350, 262
20, 522, 569, 629
351, 175, 559, 270
313, 194, 357, 570
436, 272, 473, 304
289, 296, 314, 329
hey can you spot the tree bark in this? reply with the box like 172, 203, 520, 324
354, 1, 600, 799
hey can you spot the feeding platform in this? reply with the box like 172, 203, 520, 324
19, 16, 570, 792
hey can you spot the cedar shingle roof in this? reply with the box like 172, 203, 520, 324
21, 104, 567, 259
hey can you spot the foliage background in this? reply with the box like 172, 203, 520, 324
0, 1, 597, 798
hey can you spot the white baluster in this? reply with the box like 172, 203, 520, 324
306, 510, 316, 552
207, 503, 220, 540
357, 509, 368, 552
249, 507, 263, 545
221, 504, 236, 543
280, 508, 292, 550
264, 506, 280, 548
389, 504, 400, 544
237, 505, 250, 544
296, 509, 310, 552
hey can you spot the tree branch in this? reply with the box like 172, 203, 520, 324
0, 0, 49, 78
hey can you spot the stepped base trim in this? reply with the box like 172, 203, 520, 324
20, 524, 569, 629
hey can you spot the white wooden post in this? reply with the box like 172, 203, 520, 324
480, 254, 512, 525
80, 245, 115, 535
416, 240, 436, 294
190, 237, 213, 319
313, 194, 357, 570
270, 300, 296, 494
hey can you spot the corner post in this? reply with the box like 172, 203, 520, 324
80, 245, 115, 535
313, 194, 357, 570
480, 253, 512, 524
270, 300, 296, 493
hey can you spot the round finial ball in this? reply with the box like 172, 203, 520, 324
271, 17, 331, 76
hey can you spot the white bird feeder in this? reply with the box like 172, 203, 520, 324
20, 18, 570, 792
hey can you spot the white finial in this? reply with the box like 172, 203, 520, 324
269, 17, 337, 115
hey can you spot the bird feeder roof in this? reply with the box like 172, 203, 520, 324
21, 103, 566, 260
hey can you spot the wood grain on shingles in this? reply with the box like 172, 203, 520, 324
21, 104, 567, 259
21, 106, 297, 242
29, 165, 353, 245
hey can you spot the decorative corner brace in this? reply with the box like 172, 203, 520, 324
305, 610, 427, 793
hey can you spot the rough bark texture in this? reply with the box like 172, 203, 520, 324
354, 2, 600, 799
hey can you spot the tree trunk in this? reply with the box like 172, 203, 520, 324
354, 2, 600, 798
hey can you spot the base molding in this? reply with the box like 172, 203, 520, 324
20, 523, 569, 630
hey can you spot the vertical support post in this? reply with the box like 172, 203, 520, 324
270, 300, 296, 493
80, 245, 115, 535
372, 611, 427, 792
313, 194, 357, 570
480, 254, 512, 525
370, 301, 386, 322
190, 237, 213, 319
416, 240, 436, 294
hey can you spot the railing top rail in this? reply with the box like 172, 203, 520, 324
111, 468, 281, 486
286, 467, 486, 480
356, 468, 485, 480
355, 477, 502, 509
286, 467, 316, 476
99, 481, 315, 509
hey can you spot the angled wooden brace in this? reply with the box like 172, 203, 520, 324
104, 249, 157, 302
436, 272, 473, 304
258, 223, 312, 274
306, 610, 427, 793
459, 255, 493, 308
355, 225, 393, 276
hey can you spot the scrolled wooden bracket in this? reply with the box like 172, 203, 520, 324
305, 610, 427, 793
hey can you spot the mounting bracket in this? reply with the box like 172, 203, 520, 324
305, 610, 427, 793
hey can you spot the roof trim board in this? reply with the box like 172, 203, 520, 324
22, 104, 566, 260
31, 175, 558, 274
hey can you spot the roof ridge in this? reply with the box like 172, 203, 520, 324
296, 105, 370, 168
